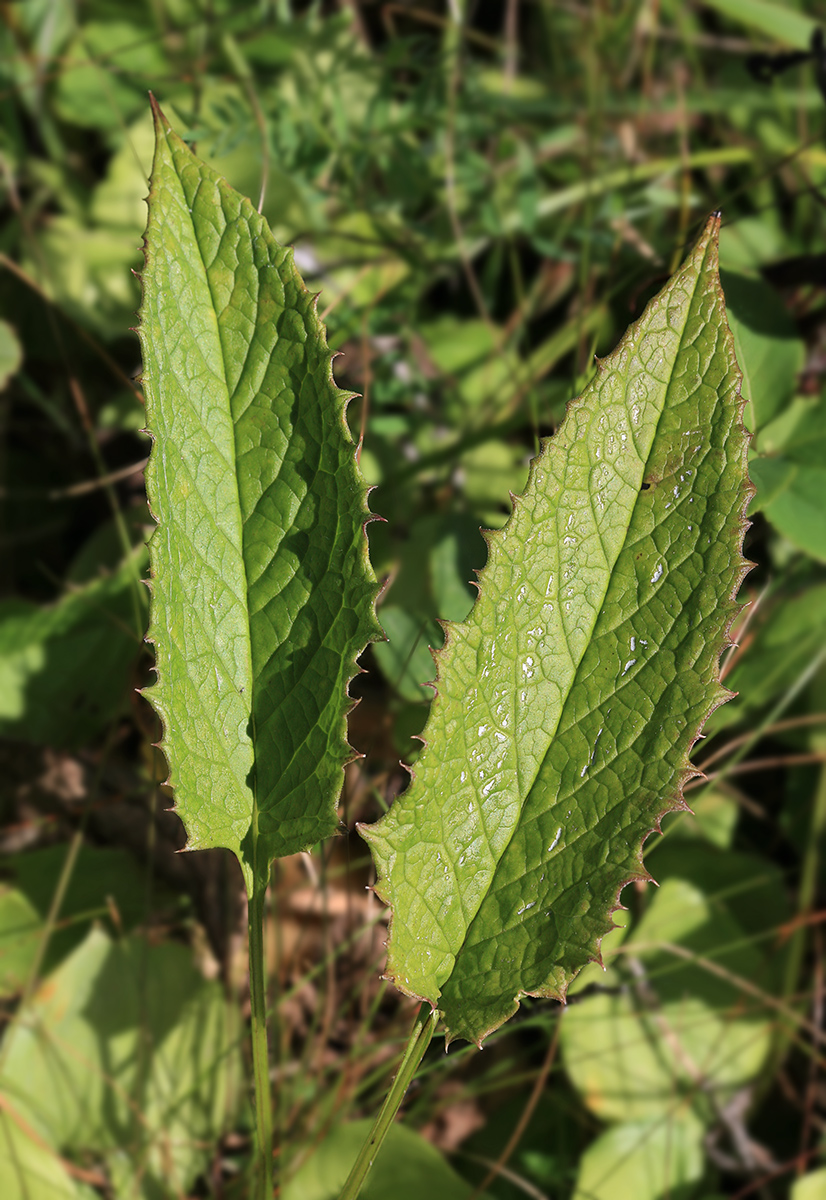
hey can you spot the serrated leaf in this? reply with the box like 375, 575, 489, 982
362, 216, 751, 1045
138, 102, 379, 890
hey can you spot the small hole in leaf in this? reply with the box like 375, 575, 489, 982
640, 482, 652, 491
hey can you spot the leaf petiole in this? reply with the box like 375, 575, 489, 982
248, 869, 274, 1199
338, 1005, 438, 1200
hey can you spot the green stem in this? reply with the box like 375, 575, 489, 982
338, 1006, 438, 1200
249, 869, 274, 1199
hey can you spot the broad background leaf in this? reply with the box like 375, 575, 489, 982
139, 105, 380, 889
282, 1119, 493, 1200
561, 847, 790, 1121
363, 216, 751, 1045
720, 267, 826, 563
571, 1113, 705, 1200
0, 929, 240, 1200
720, 269, 803, 434
0, 844, 177, 998
793, 1169, 826, 1200
0, 1114, 99, 1200
0, 553, 146, 749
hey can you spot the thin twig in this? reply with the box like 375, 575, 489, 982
696, 714, 826, 774
689, 753, 826, 788
630, 941, 826, 1051
0, 458, 150, 500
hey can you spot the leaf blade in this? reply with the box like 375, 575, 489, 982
139, 102, 379, 887
363, 216, 752, 1044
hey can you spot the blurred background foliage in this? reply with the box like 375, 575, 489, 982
1, 0, 826, 1197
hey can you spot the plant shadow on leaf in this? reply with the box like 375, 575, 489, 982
0, 561, 147, 750
0, 929, 241, 1200
0, 843, 179, 995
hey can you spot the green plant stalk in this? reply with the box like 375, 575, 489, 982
249, 869, 274, 1200
338, 1007, 438, 1200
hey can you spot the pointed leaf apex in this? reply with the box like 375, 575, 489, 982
148, 92, 168, 132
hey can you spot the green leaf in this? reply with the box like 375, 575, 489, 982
792, 1169, 826, 1200
0, 556, 146, 749
560, 875, 776, 1123
754, 393, 826, 467
561, 845, 790, 1124
362, 216, 751, 1045
661, 786, 739, 849
647, 841, 792, 959
0, 888, 41, 1001
429, 516, 481, 623
0, 844, 178, 997
719, 270, 804, 433
373, 607, 443, 702
0, 1112, 98, 1200
138, 102, 380, 890
701, 0, 816, 48
53, 21, 169, 130
749, 391, 826, 562
751, 458, 826, 561
282, 1119, 490, 1200
0, 319, 23, 391
25, 215, 142, 339
706, 583, 826, 734
571, 1114, 705, 1200
0, 928, 240, 1199
419, 316, 520, 414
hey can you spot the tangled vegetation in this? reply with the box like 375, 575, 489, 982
1, 2, 825, 1198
